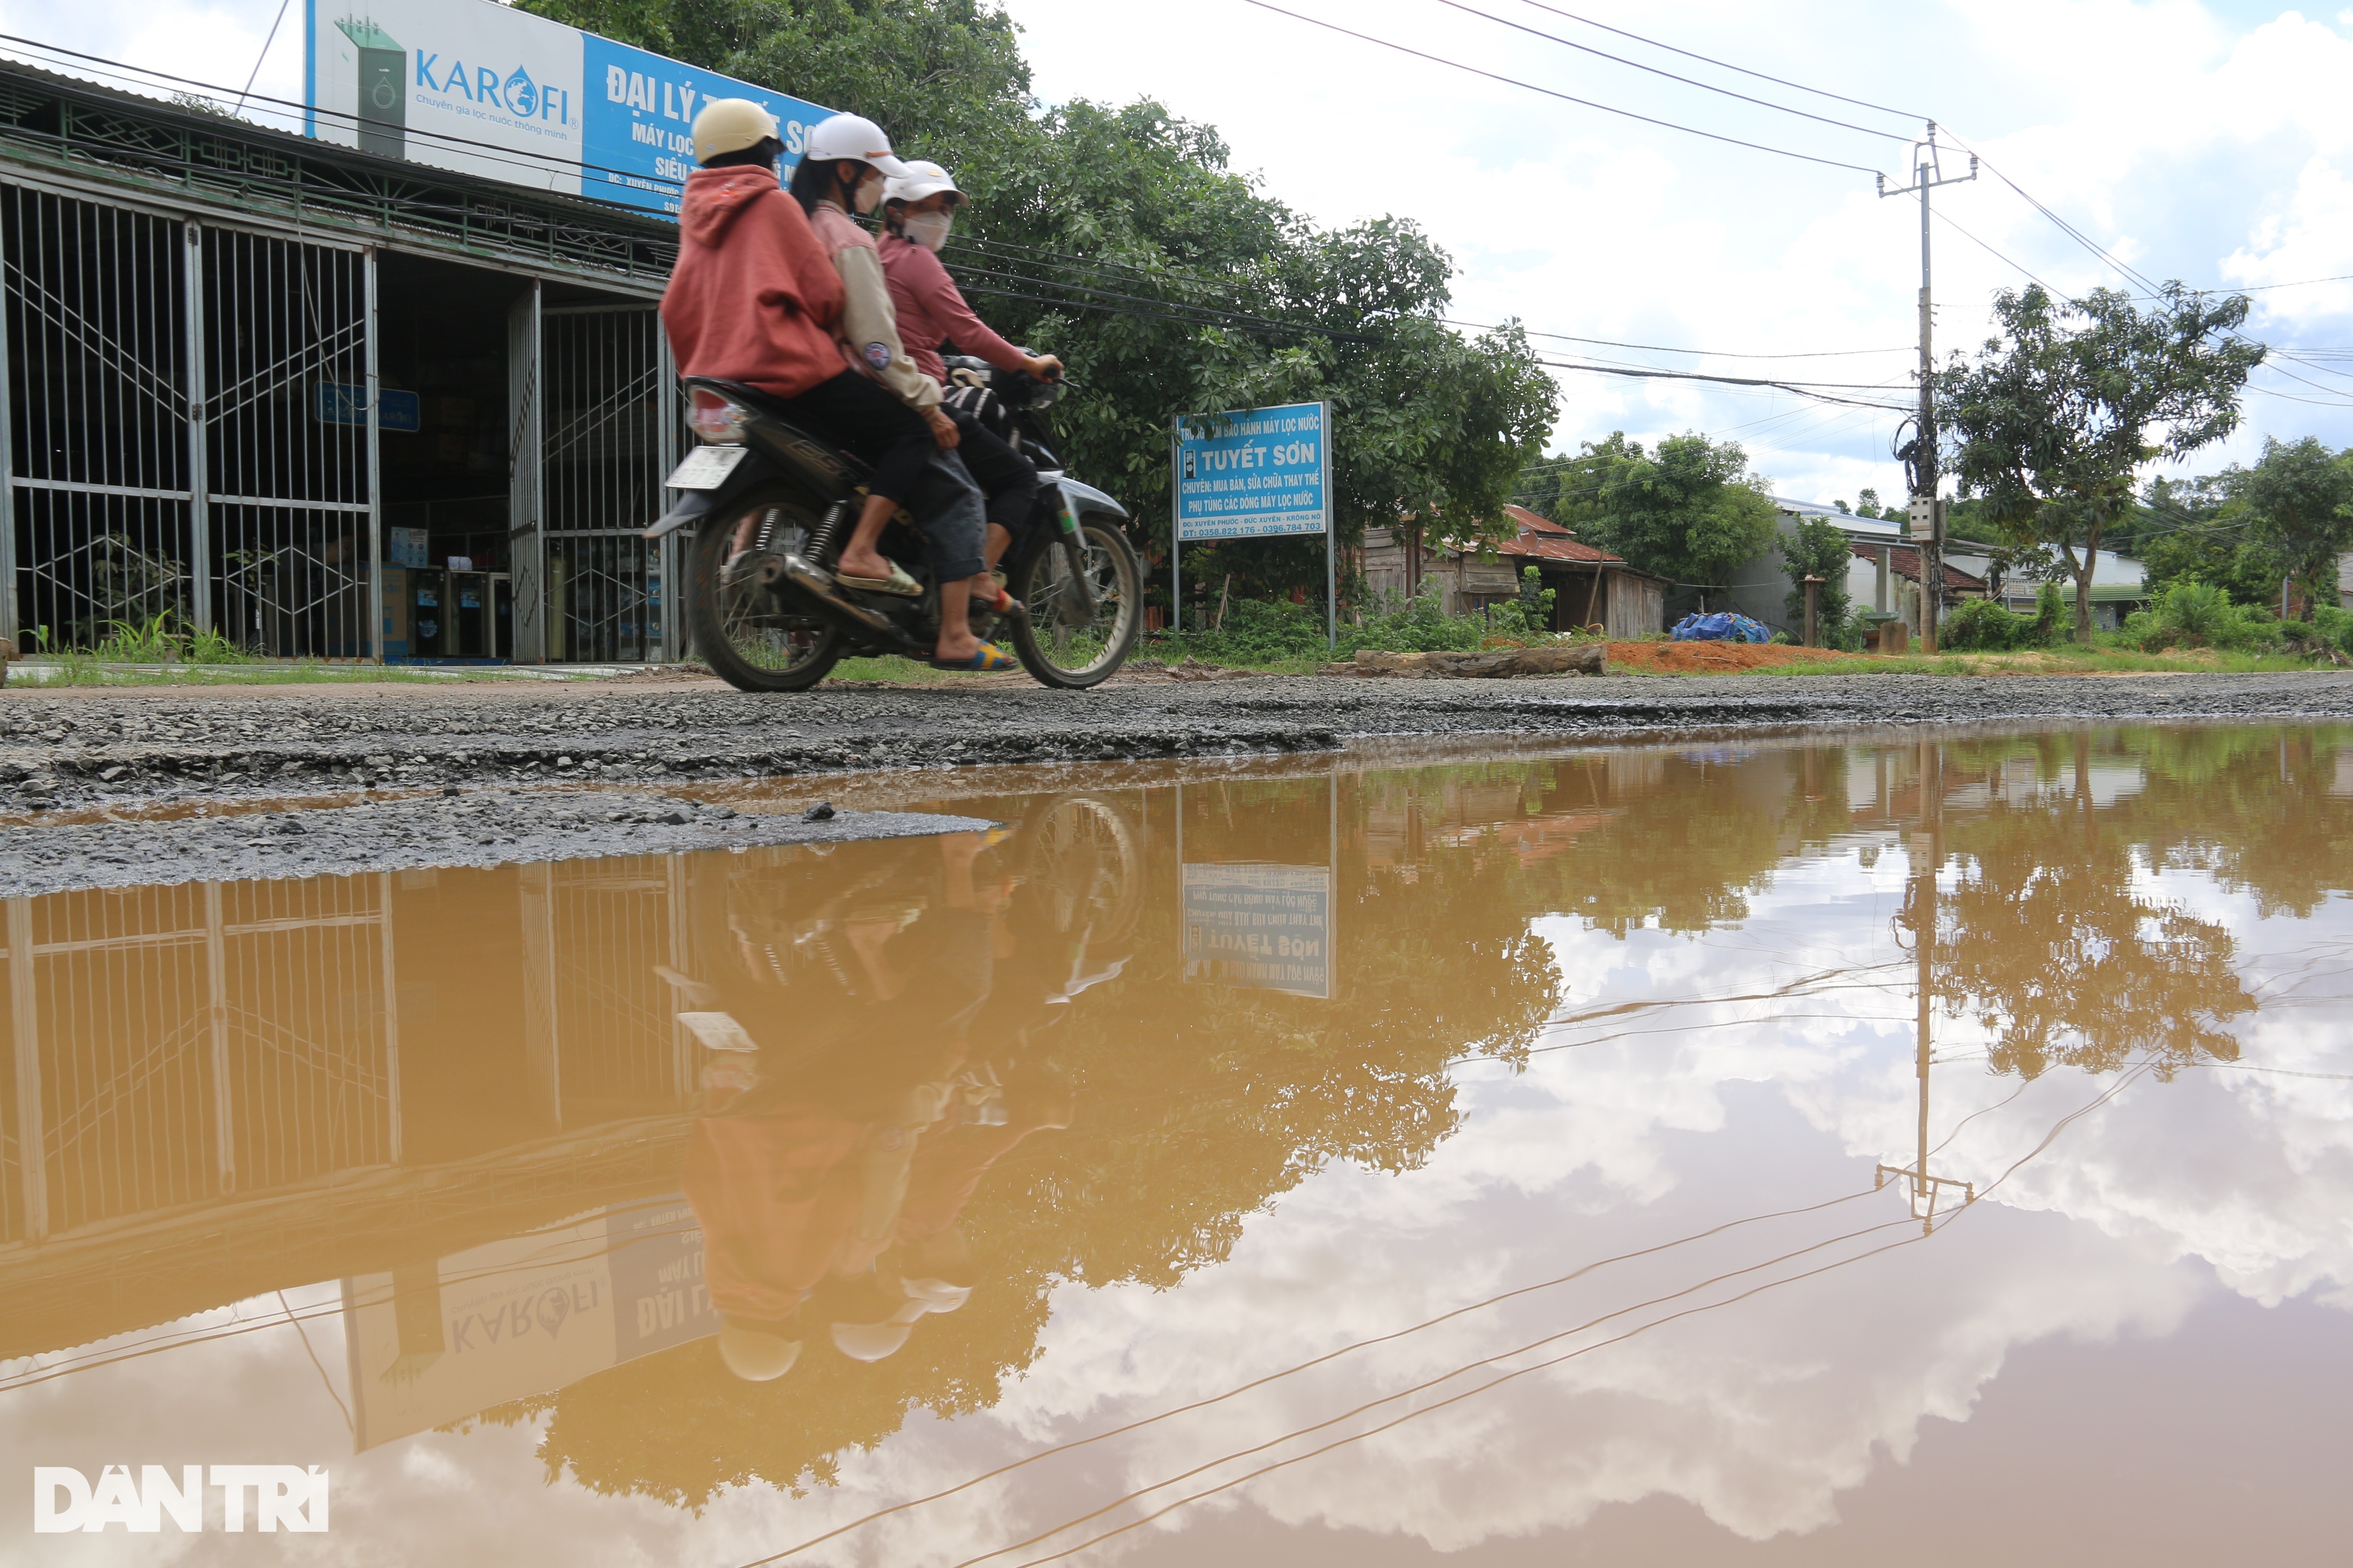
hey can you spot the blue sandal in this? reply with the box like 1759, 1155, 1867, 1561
929, 641, 1020, 672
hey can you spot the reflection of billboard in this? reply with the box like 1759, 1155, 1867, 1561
306, 0, 829, 217
1183, 863, 1332, 999
342, 1197, 715, 1450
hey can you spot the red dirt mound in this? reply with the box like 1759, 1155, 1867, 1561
1604, 640, 1863, 674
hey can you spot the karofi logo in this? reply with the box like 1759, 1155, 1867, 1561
32, 1466, 328, 1533
412, 51, 570, 126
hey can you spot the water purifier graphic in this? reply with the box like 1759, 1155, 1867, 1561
337, 16, 406, 159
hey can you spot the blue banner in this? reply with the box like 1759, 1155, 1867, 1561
579, 35, 828, 218
1176, 401, 1329, 542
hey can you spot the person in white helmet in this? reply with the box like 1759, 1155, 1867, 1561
790, 113, 1010, 671
879, 160, 1064, 601
666, 100, 1000, 670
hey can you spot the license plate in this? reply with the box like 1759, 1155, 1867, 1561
666, 445, 748, 490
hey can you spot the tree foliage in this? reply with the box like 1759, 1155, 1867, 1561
1780, 514, 1855, 642
1522, 431, 1779, 590
523, 0, 1557, 610
1937, 283, 2264, 642
2237, 435, 2353, 619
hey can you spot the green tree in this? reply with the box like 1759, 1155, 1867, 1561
1937, 283, 2264, 643
1576, 431, 1781, 592
2239, 435, 2353, 619
1780, 514, 1854, 643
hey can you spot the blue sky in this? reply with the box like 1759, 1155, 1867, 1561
8, 0, 2353, 506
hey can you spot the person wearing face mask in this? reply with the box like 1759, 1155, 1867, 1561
787, 114, 1010, 671
877, 161, 1064, 598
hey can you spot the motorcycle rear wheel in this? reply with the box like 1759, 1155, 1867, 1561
685, 486, 845, 692
1005, 517, 1142, 689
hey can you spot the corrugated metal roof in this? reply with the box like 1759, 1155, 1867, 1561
1495, 505, 1625, 564
1850, 542, 1988, 593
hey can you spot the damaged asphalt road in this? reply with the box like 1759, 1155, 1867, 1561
0, 790, 997, 897
4, 670, 2353, 894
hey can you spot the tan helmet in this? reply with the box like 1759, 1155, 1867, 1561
716, 1321, 801, 1381
692, 98, 780, 165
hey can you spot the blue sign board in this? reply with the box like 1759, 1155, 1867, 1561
579, 35, 827, 217
314, 383, 420, 432
1175, 401, 1330, 542
1182, 863, 1333, 999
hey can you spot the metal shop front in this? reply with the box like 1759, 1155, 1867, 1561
0, 162, 681, 663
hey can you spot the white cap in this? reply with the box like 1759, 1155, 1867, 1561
803, 113, 910, 177
884, 159, 962, 206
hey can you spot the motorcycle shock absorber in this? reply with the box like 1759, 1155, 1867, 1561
801, 498, 851, 563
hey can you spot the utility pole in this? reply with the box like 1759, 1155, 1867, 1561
1877, 739, 1975, 1234
1879, 125, 1976, 656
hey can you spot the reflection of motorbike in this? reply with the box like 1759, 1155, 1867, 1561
656, 797, 1139, 1384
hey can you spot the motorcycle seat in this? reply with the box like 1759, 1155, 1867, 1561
688, 378, 875, 484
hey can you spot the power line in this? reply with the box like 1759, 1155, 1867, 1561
1515, 0, 1928, 122
1432, 0, 1910, 142
1237, 1, 1888, 176
1536, 358, 1915, 408
1447, 320, 1912, 359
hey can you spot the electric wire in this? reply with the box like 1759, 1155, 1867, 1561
1432, 0, 1911, 142
975, 1222, 1938, 1568
1446, 320, 1914, 359
1236, 1, 1888, 176
731, 1183, 1884, 1568
1514, 0, 1929, 121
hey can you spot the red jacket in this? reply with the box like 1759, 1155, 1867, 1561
661, 166, 846, 399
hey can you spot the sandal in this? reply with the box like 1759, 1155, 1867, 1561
928, 641, 1020, 673
835, 559, 923, 597
973, 582, 1025, 618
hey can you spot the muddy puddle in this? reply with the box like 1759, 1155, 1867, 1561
2, 725, 2348, 1563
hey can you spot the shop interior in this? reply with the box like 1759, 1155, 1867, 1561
374, 252, 522, 661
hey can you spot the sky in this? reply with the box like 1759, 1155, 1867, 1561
7, 0, 2353, 507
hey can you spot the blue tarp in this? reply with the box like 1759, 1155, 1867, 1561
1670, 612, 1773, 644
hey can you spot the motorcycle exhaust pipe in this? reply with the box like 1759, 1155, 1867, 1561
767, 553, 928, 653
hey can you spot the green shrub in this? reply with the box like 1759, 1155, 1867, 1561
1152, 576, 1555, 665
1940, 581, 2070, 652
2118, 579, 2297, 652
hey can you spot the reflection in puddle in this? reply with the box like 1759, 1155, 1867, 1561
3, 726, 2350, 1562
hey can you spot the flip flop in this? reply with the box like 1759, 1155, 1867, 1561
929, 641, 1020, 673
972, 583, 1025, 618
834, 559, 923, 597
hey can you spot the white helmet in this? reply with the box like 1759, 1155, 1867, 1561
802, 112, 910, 177
885, 159, 962, 206
691, 98, 779, 165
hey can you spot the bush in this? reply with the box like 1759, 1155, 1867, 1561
2117, 579, 2301, 653
1155, 578, 1508, 665
1940, 582, 2069, 653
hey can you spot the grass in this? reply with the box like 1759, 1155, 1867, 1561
831, 654, 956, 685
1745, 646, 2328, 678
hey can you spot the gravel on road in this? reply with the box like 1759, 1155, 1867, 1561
3, 670, 2350, 895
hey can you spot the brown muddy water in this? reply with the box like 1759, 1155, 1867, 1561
3, 726, 2349, 1565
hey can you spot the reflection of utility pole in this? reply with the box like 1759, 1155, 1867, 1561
1879, 741, 1975, 1232
1879, 125, 1976, 656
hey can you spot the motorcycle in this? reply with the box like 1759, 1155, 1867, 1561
645, 361, 1143, 691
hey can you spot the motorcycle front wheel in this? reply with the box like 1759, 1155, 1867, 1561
1005, 516, 1143, 689
685, 486, 844, 692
